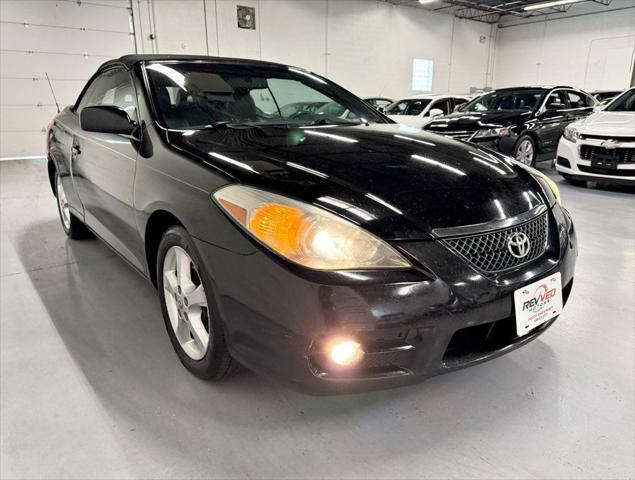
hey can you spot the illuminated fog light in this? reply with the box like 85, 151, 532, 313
328, 339, 364, 367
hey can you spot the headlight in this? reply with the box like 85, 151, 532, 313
472, 127, 512, 139
563, 125, 580, 143
517, 164, 562, 205
213, 185, 411, 270
541, 173, 561, 205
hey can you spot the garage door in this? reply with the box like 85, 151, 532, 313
0, 0, 136, 159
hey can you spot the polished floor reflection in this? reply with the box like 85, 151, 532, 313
1, 159, 633, 479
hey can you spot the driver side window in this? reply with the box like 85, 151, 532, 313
545, 91, 567, 110
250, 88, 278, 115
430, 99, 450, 115
77, 68, 138, 121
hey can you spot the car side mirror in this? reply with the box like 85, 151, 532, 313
429, 108, 444, 118
80, 105, 136, 136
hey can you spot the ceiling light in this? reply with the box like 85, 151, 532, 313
524, 0, 584, 11
418, 0, 436, 3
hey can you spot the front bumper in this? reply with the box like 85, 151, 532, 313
556, 137, 635, 185
193, 205, 577, 394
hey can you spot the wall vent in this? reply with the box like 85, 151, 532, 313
237, 6, 256, 30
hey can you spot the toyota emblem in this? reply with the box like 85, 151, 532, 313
507, 232, 531, 259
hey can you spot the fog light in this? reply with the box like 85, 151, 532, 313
328, 339, 364, 367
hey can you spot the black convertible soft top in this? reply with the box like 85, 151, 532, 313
99, 54, 289, 71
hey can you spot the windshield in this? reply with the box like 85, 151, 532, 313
594, 91, 621, 102
385, 99, 431, 116
605, 89, 634, 112
461, 89, 546, 112
144, 62, 385, 129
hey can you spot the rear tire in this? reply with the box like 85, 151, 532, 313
562, 174, 587, 187
514, 135, 537, 167
54, 170, 93, 239
157, 226, 238, 380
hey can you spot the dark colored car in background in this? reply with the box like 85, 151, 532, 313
590, 90, 623, 104
47, 55, 577, 393
424, 86, 597, 166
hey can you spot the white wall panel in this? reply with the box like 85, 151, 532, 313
0, 0, 135, 158
214, 0, 260, 60
0, 132, 49, 159
0, 0, 131, 30
259, 0, 327, 74
0, 23, 133, 56
0, 78, 85, 107
449, 20, 493, 94
494, 2, 635, 90
152, 1, 208, 54
0, 51, 105, 80
1, 106, 58, 133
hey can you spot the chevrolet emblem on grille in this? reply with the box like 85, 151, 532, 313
507, 232, 531, 259
600, 139, 619, 150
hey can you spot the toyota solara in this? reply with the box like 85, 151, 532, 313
47, 55, 577, 393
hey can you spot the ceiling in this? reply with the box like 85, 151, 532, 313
379, 0, 613, 23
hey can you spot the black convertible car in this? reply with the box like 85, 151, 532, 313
48, 55, 577, 393
425, 86, 596, 166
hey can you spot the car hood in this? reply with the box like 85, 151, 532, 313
167, 123, 550, 240
572, 111, 635, 136
425, 110, 532, 131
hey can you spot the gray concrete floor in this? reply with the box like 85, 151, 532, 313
1, 158, 633, 480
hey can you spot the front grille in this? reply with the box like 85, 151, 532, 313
578, 165, 635, 177
442, 279, 573, 368
580, 134, 634, 142
428, 130, 475, 140
580, 145, 635, 164
443, 213, 548, 273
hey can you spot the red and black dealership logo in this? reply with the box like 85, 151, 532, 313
522, 283, 556, 313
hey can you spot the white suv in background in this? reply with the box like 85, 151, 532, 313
385, 94, 469, 129
556, 88, 634, 186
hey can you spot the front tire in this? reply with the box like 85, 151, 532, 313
54, 170, 92, 239
514, 135, 537, 166
157, 226, 238, 380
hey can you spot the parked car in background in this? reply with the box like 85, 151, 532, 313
47, 55, 576, 393
363, 97, 393, 110
590, 90, 623, 104
279, 101, 328, 118
556, 87, 634, 186
385, 94, 469, 129
424, 86, 597, 166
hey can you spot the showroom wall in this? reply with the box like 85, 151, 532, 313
0, 0, 135, 158
132, 0, 494, 99
0, 0, 494, 158
2, 0, 634, 159
493, 0, 635, 90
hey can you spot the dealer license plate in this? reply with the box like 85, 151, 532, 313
514, 272, 563, 337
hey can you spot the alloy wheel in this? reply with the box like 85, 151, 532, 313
515, 139, 534, 165
56, 175, 71, 230
162, 246, 210, 360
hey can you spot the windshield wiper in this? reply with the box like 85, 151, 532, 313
200, 121, 255, 131
303, 118, 364, 127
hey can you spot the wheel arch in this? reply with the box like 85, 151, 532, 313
515, 129, 541, 153
144, 209, 185, 287
47, 158, 57, 196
